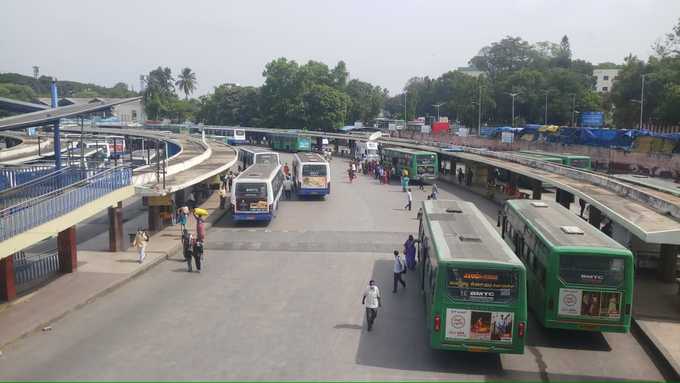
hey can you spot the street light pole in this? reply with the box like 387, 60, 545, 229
571, 94, 576, 127
544, 91, 549, 125
478, 80, 482, 135
432, 103, 444, 121
640, 74, 646, 130
508, 92, 520, 128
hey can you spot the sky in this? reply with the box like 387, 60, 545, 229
1, 0, 679, 96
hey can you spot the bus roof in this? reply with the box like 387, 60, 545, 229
237, 163, 281, 180
294, 152, 326, 163
384, 147, 436, 156
424, 200, 522, 265
239, 146, 277, 154
271, 131, 310, 138
506, 200, 627, 250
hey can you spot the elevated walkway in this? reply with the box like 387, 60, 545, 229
0, 132, 51, 164
0, 166, 134, 259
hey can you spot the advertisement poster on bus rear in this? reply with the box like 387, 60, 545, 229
558, 288, 621, 319
303, 176, 326, 188
446, 309, 513, 342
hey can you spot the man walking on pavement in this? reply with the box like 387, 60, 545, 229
362, 280, 381, 331
404, 188, 413, 211
392, 250, 406, 293
283, 175, 293, 200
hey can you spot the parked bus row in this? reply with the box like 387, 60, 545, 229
231, 147, 331, 223
417, 199, 633, 355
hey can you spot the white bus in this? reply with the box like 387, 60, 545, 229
292, 152, 331, 196
227, 128, 247, 145
355, 140, 379, 161
238, 146, 281, 170
231, 163, 285, 222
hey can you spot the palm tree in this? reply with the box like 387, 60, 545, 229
176, 67, 197, 100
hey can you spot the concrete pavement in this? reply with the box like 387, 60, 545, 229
0, 154, 664, 380
0, 191, 228, 350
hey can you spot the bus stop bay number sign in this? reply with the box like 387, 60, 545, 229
446, 309, 514, 342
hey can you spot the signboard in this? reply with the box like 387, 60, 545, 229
580, 112, 604, 127
147, 195, 173, 206
321, 138, 329, 145
432, 121, 449, 134
501, 132, 514, 144
388, 123, 397, 131
458, 127, 469, 137
354, 121, 363, 129
558, 288, 621, 319
421, 125, 431, 134
445, 309, 513, 342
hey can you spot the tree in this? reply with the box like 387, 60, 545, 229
345, 79, 386, 123
260, 58, 305, 128
143, 67, 176, 119
0, 83, 38, 102
469, 36, 538, 80
303, 84, 350, 131
652, 18, 680, 57
175, 68, 197, 100
198, 84, 260, 126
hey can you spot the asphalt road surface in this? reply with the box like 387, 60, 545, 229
0, 153, 664, 380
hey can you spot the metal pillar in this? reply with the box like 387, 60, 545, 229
51, 80, 62, 169
57, 226, 77, 273
658, 244, 679, 283
588, 206, 603, 229
555, 189, 573, 209
0, 256, 16, 302
108, 201, 124, 252
531, 180, 542, 200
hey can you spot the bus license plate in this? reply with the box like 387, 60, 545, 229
578, 324, 600, 331
467, 346, 489, 353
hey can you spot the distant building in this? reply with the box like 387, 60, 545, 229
593, 68, 620, 93
457, 66, 484, 78
38, 97, 146, 123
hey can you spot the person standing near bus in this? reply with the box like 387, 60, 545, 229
392, 250, 406, 293
283, 175, 293, 200
404, 235, 418, 270
362, 280, 381, 331
283, 162, 290, 177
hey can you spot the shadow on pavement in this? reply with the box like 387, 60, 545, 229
525, 312, 612, 351
353, 259, 503, 375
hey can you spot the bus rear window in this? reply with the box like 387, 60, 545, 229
559, 255, 624, 286
416, 155, 435, 165
302, 165, 327, 176
447, 268, 518, 303
256, 154, 278, 164
569, 159, 589, 168
235, 183, 267, 198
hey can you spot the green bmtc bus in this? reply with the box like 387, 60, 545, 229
502, 200, 633, 333
270, 132, 312, 152
519, 150, 592, 170
382, 148, 438, 182
418, 200, 527, 354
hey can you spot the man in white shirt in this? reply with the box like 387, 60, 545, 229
392, 250, 406, 293
362, 280, 381, 331
404, 188, 413, 211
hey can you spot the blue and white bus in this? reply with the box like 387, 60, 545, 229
238, 146, 281, 170
231, 163, 285, 222
197, 126, 247, 145
292, 152, 331, 197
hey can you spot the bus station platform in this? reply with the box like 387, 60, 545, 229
0, 192, 228, 350
445, 151, 680, 245
0, 132, 51, 165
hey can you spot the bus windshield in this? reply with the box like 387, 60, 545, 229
235, 183, 267, 199
559, 254, 625, 286
256, 154, 278, 164
447, 268, 518, 304
416, 155, 435, 165
302, 165, 327, 176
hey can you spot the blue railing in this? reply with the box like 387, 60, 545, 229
0, 165, 56, 191
0, 167, 97, 211
0, 166, 132, 242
